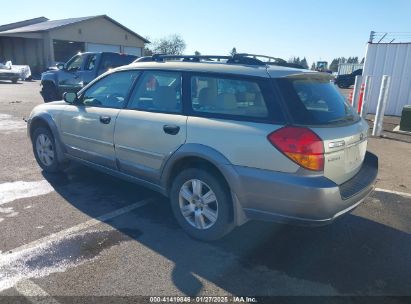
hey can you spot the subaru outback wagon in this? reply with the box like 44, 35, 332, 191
27, 54, 378, 241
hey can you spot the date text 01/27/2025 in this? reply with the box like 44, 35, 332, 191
149, 296, 258, 303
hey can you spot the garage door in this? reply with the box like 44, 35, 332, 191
86, 43, 120, 53
123, 46, 142, 57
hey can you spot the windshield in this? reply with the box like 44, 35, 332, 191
65, 55, 85, 71
276, 75, 359, 125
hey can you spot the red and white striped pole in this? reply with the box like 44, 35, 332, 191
357, 83, 365, 114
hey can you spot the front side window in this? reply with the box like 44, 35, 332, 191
81, 71, 140, 108
65, 55, 84, 71
128, 71, 182, 113
190, 75, 269, 118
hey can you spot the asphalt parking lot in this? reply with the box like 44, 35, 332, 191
0, 80, 411, 301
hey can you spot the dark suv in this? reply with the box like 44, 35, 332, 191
40, 52, 137, 102
335, 69, 363, 89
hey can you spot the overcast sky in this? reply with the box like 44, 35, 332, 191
3, 0, 411, 65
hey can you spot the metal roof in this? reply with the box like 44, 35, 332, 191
0, 15, 149, 43
0, 17, 49, 32
0, 16, 97, 33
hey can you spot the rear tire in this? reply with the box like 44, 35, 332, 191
11, 78, 18, 84
170, 168, 234, 241
32, 127, 65, 173
41, 82, 59, 102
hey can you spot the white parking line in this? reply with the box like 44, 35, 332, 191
0, 180, 54, 205
375, 188, 411, 198
15, 279, 61, 304
0, 113, 26, 132
0, 197, 155, 292
3, 197, 155, 257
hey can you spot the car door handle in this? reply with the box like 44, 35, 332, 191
99, 116, 111, 124
163, 125, 180, 135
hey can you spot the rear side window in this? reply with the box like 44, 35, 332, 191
85, 54, 97, 71
190, 75, 269, 118
276, 75, 359, 125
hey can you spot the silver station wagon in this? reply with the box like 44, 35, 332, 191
28, 54, 378, 241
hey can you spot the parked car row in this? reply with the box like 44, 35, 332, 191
28, 54, 378, 241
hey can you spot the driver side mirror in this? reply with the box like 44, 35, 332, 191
63, 92, 77, 104
56, 63, 65, 70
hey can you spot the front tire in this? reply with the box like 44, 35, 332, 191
41, 82, 59, 102
32, 127, 64, 173
12, 78, 18, 84
170, 168, 234, 241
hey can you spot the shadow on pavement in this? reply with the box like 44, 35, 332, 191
42, 164, 411, 296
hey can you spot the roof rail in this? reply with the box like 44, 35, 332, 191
134, 53, 304, 68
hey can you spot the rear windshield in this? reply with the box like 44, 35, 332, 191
276, 75, 359, 125
101, 54, 137, 68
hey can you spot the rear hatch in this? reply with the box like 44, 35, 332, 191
274, 73, 368, 185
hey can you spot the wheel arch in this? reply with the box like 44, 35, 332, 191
41, 72, 58, 86
29, 113, 66, 162
161, 144, 248, 226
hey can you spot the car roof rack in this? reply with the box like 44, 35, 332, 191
134, 53, 304, 68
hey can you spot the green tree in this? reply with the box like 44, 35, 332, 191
148, 34, 186, 55
144, 47, 153, 56
347, 57, 359, 64
194, 51, 201, 56
230, 47, 237, 56
300, 57, 308, 69
143, 36, 153, 56
329, 58, 339, 72
288, 56, 301, 65
360, 57, 365, 64
311, 62, 316, 70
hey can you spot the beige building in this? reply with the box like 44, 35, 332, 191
0, 15, 149, 74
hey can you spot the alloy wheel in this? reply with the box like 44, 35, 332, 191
178, 179, 219, 230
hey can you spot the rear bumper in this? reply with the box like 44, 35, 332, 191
231, 151, 378, 226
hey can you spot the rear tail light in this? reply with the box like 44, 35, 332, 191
267, 127, 324, 171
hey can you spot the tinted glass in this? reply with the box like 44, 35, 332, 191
352, 69, 363, 76
85, 54, 97, 71
190, 75, 269, 118
99, 53, 137, 73
128, 71, 182, 113
276, 76, 359, 125
82, 71, 140, 108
